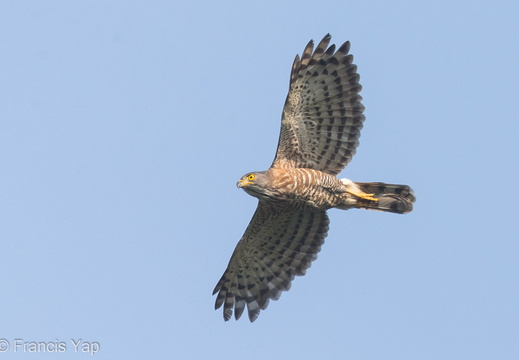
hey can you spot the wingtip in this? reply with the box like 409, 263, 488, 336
337, 40, 351, 54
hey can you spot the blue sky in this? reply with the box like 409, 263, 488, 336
1, 1, 518, 359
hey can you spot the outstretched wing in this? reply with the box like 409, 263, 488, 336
213, 203, 329, 322
272, 34, 365, 175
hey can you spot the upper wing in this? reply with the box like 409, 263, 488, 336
213, 202, 329, 322
272, 34, 365, 175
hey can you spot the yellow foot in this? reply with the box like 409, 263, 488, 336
346, 190, 379, 202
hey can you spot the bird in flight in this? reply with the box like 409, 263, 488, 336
213, 34, 415, 322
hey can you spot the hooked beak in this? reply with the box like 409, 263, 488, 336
237, 179, 252, 188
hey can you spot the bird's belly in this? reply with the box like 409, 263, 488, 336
271, 168, 347, 210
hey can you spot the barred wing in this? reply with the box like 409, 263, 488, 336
213, 203, 329, 322
272, 34, 365, 175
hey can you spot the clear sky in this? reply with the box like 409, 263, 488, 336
1, 1, 518, 359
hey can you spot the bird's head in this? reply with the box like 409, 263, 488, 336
237, 171, 272, 199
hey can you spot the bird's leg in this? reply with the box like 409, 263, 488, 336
340, 178, 379, 201
345, 189, 379, 202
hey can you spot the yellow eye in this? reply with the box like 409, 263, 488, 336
247, 174, 255, 181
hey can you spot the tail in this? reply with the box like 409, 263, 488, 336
355, 182, 415, 214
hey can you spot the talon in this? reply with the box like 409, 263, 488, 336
346, 190, 379, 202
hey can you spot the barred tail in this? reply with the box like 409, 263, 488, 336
355, 182, 415, 214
